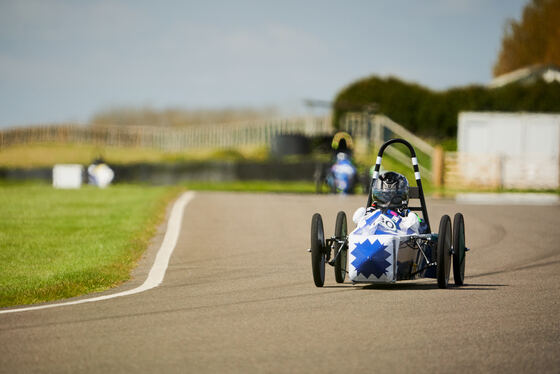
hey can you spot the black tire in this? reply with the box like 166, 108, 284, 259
453, 213, 466, 286
437, 215, 452, 289
311, 213, 326, 287
314, 167, 324, 194
334, 211, 347, 283
327, 171, 337, 193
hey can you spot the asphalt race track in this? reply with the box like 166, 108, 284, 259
1, 192, 559, 373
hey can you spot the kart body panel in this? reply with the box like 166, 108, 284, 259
348, 209, 434, 283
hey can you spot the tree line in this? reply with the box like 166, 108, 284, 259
333, 0, 560, 139
333, 76, 560, 138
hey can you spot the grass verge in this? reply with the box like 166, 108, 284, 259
0, 182, 180, 308
182, 180, 316, 193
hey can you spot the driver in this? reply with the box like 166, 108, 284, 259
371, 171, 409, 213
354, 171, 427, 233
331, 131, 353, 158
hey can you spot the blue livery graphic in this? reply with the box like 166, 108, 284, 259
351, 239, 391, 278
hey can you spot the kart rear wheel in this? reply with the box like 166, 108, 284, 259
314, 165, 326, 194
334, 211, 347, 283
437, 215, 452, 289
311, 213, 326, 287
453, 213, 466, 286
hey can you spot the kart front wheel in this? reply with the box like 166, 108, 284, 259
334, 211, 347, 283
453, 213, 466, 286
311, 213, 326, 287
437, 215, 452, 289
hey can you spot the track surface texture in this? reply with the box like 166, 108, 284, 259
1, 192, 559, 373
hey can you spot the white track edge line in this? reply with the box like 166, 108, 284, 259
0, 191, 196, 315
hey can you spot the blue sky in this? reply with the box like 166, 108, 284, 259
0, 0, 527, 127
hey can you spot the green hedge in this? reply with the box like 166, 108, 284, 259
334, 76, 560, 138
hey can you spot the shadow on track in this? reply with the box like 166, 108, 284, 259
323, 282, 508, 291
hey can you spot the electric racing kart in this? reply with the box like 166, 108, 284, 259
314, 152, 360, 194
308, 138, 468, 288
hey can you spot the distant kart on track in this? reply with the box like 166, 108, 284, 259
314, 152, 360, 194
308, 138, 468, 288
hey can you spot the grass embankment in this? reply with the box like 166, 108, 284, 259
0, 143, 268, 168
0, 182, 179, 308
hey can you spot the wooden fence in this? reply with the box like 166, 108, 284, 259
0, 116, 332, 152
443, 152, 559, 189
0, 113, 432, 152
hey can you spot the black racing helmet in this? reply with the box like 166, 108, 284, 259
371, 171, 409, 209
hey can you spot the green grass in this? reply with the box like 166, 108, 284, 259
0, 182, 179, 308
182, 180, 317, 193
0, 143, 268, 169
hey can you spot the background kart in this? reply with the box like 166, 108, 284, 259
309, 138, 468, 288
314, 153, 363, 194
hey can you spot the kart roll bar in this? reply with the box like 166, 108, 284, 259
366, 138, 431, 232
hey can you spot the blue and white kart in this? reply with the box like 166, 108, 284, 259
315, 152, 359, 194
309, 138, 468, 289
327, 153, 358, 193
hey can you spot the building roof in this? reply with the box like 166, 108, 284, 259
489, 64, 560, 88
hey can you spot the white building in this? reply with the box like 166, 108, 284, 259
457, 112, 560, 189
